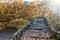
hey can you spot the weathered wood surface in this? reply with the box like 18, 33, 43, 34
0, 27, 17, 40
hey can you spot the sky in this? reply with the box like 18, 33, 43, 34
24, 0, 60, 14
43, 0, 60, 14
24, 0, 37, 2
24, 0, 43, 2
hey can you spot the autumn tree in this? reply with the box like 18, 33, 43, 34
0, 1, 52, 30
